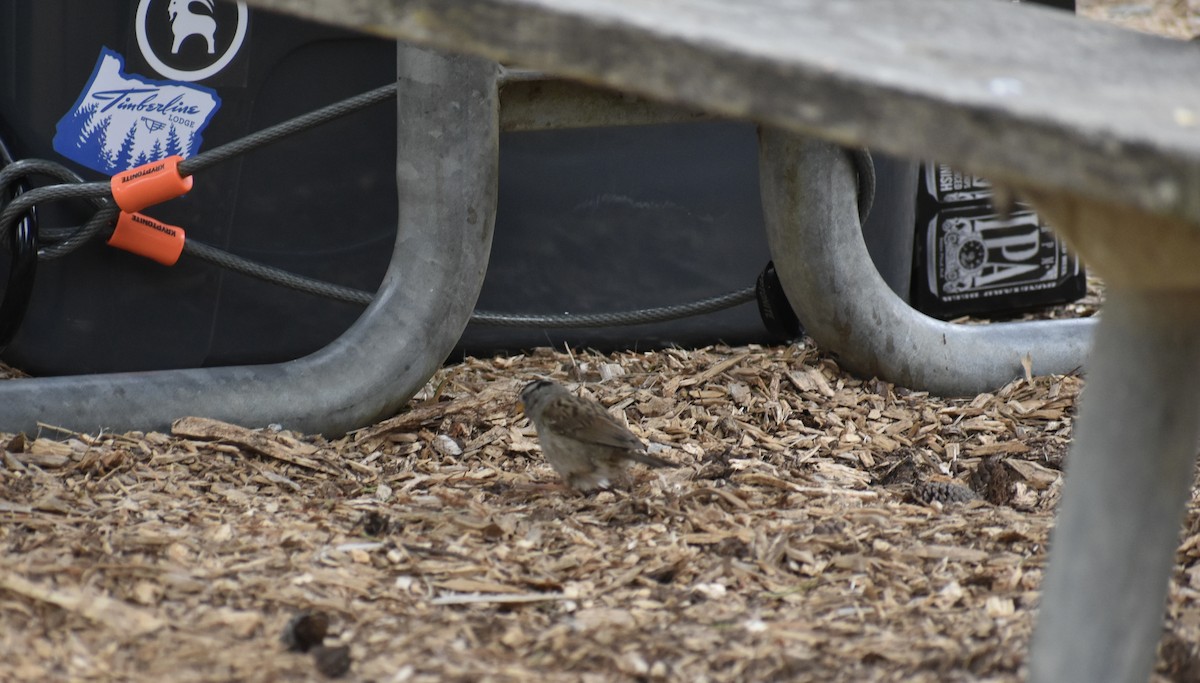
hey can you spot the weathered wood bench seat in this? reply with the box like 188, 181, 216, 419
227, 1, 1200, 682
261, 0, 1200, 224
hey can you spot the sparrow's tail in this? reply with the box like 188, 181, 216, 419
628, 450, 677, 469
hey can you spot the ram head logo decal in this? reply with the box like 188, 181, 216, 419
167, 0, 217, 55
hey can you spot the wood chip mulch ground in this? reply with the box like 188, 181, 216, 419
0, 345, 1070, 682
4, 317, 1200, 682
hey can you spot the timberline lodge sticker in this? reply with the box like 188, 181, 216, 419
52, 47, 221, 175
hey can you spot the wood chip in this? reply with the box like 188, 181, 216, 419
434, 578, 524, 594
430, 592, 569, 606
971, 441, 1030, 457
171, 416, 336, 474
1005, 459, 1062, 490
0, 573, 164, 636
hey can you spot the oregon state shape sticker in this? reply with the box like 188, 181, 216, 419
53, 47, 221, 175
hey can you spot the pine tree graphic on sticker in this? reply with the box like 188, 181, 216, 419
69, 104, 112, 172
113, 121, 139, 173
68, 103, 99, 148
74, 109, 116, 173
165, 125, 183, 157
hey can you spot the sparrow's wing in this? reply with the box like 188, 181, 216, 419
543, 395, 646, 450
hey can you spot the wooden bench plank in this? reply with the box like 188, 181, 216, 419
246, 0, 1200, 225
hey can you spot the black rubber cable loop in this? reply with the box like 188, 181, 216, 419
0, 133, 39, 352
849, 147, 876, 224
0, 204, 37, 352
751, 147, 874, 340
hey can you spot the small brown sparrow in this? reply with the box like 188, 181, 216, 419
518, 379, 675, 490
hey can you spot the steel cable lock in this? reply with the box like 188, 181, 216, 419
0, 81, 874, 343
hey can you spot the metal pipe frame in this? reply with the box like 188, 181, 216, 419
1, 68, 1099, 437
0, 44, 499, 436
758, 130, 1095, 395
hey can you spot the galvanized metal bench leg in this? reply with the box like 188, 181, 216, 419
0, 44, 498, 436
1027, 290, 1200, 683
758, 130, 1094, 396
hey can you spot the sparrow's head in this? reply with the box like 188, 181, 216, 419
518, 378, 560, 417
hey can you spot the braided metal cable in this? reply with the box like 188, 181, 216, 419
0, 159, 100, 204
469, 287, 758, 327
183, 240, 375, 305
0, 160, 114, 256
38, 206, 120, 260
0, 183, 110, 245
177, 82, 398, 176
164, 146, 875, 326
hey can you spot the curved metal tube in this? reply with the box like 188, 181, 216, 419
0, 45, 498, 435
759, 129, 1094, 395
